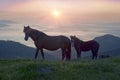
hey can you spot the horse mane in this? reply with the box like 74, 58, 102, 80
29, 28, 47, 36
74, 36, 83, 43
25, 27, 48, 41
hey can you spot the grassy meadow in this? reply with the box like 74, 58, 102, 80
0, 58, 120, 80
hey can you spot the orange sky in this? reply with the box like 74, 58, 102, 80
0, 0, 120, 46
0, 0, 119, 24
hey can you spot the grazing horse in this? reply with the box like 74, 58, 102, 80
23, 26, 71, 60
70, 36, 99, 59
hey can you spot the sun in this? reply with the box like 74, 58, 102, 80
52, 10, 61, 18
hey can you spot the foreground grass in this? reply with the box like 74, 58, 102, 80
0, 58, 120, 80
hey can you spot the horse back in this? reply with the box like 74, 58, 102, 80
80, 40, 99, 51
41, 35, 70, 50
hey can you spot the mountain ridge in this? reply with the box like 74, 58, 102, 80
94, 34, 120, 52
0, 40, 57, 60
0, 34, 120, 59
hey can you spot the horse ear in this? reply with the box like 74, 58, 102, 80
27, 25, 30, 28
70, 35, 73, 38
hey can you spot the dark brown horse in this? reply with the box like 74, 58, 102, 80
23, 26, 71, 60
70, 36, 99, 59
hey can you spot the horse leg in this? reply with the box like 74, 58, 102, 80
76, 49, 81, 59
92, 54, 94, 60
61, 49, 65, 60
66, 51, 70, 61
92, 50, 97, 60
91, 50, 94, 60
95, 54, 98, 60
40, 49, 45, 60
95, 49, 98, 60
94, 50, 98, 59
35, 48, 39, 59
62, 53, 65, 60
65, 44, 71, 60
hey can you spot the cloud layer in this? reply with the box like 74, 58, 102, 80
0, 20, 16, 28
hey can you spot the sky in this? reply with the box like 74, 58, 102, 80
0, 0, 120, 47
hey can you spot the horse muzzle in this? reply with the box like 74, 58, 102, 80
24, 37, 28, 41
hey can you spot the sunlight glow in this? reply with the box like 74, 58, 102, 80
52, 10, 61, 18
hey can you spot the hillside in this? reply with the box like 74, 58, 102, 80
100, 48, 120, 57
0, 34, 120, 60
0, 58, 120, 80
0, 40, 56, 60
94, 34, 120, 56
94, 34, 120, 52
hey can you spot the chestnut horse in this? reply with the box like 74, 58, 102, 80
23, 26, 71, 60
70, 36, 99, 59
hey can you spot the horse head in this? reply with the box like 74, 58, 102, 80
70, 35, 82, 47
23, 25, 31, 41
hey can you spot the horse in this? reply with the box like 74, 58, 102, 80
23, 26, 71, 60
70, 36, 99, 60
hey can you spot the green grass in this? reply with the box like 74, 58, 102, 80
0, 58, 120, 80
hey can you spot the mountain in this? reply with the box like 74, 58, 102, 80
94, 34, 120, 56
0, 40, 57, 60
101, 48, 120, 57
0, 34, 120, 60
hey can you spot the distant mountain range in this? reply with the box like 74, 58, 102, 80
0, 40, 57, 60
0, 34, 120, 60
94, 34, 120, 57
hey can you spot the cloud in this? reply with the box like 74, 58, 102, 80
0, 20, 16, 28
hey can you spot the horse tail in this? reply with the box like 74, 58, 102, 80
66, 42, 71, 60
